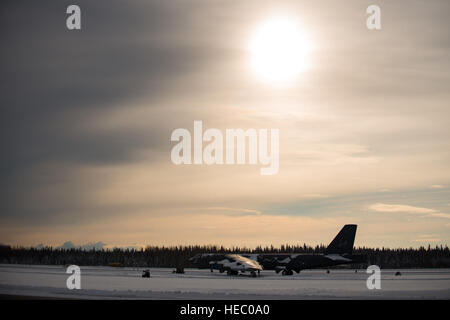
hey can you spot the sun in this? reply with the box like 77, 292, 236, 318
250, 18, 310, 85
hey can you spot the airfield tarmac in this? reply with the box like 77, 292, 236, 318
0, 264, 449, 299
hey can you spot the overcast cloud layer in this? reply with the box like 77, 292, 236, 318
1, 0, 449, 248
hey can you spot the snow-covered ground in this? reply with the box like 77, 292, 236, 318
0, 264, 449, 299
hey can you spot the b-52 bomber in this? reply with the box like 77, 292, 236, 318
189, 224, 367, 276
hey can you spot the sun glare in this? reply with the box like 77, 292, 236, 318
250, 18, 310, 85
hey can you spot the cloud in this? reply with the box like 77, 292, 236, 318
0, 0, 225, 224
413, 238, 441, 243
369, 203, 450, 219
1, 1, 212, 174
205, 207, 262, 216
413, 234, 441, 243
429, 185, 444, 189
368, 203, 436, 214
428, 212, 450, 219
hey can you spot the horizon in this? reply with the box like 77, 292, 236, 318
4, 242, 449, 251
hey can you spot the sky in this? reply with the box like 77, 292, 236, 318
1, 0, 449, 249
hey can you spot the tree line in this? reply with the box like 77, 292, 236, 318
0, 244, 449, 268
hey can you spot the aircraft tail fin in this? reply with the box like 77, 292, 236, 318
325, 224, 357, 254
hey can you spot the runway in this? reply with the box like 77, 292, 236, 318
0, 264, 449, 299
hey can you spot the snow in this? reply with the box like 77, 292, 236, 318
0, 264, 449, 299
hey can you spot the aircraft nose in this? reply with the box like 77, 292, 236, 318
248, 261, 263, 270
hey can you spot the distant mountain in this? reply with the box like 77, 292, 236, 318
60, 241, 106, 250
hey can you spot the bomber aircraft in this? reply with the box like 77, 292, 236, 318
189, 225, 367, 276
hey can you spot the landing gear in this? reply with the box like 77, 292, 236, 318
281, 269, 294, 276
227, 269, 239, 276
250, 271, 257, 278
